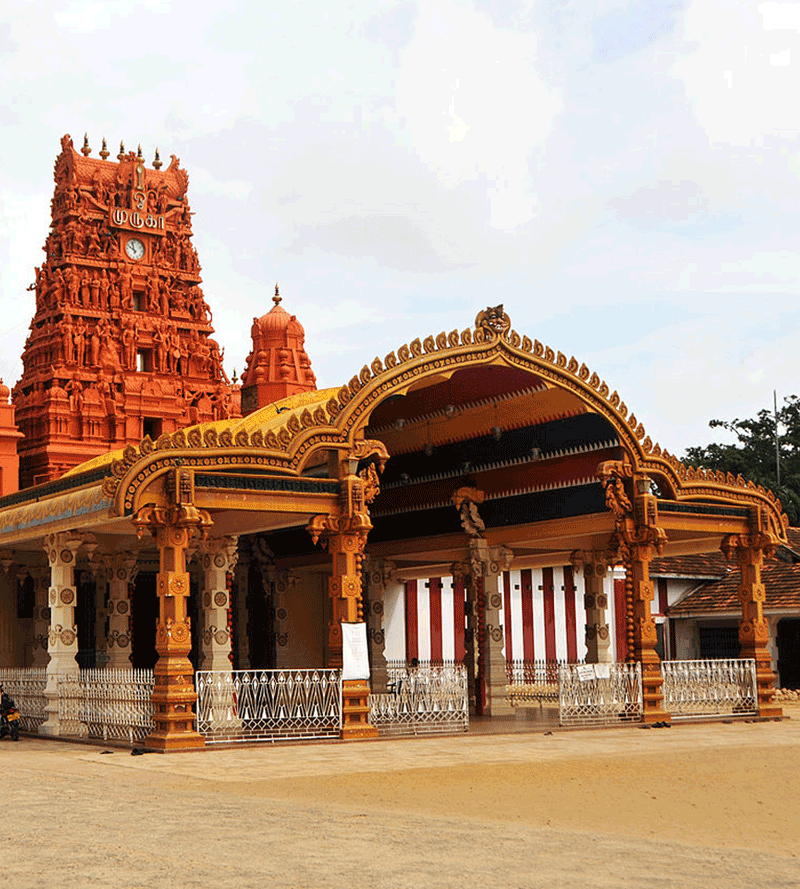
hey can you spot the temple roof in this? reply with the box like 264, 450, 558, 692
64, 386, 337, 476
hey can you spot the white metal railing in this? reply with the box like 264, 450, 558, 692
371, 662, 469, 737
558, 662, 643, 726
0, 668, 47, 733
58, 669, 155, 745
195, 669, 342, 743
662, 658, 757, 720
505, 659, 574, 707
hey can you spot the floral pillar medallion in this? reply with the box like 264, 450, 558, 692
39, 531, 89, 737
105, 552, 138, 669
722, 533, 782, 718
570, 551, 612, 664
132, 482, 211, 751
199, 536, 238, 672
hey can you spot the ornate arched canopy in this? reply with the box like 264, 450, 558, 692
96, 305, 786, 553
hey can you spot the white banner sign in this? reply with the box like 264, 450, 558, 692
341, 622, 370, 681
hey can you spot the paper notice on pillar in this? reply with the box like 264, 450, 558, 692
576, 664, 596, 682
594, 663, 611, 680
341, 622, 370, 681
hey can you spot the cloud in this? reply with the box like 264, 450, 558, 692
396, 0, 561, 230
673, 0, 800, 145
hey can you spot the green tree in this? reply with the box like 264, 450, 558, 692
684, 395, 800, 525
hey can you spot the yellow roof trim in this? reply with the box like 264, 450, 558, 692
64, 387, 338, 477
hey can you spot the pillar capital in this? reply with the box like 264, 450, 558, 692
720, 532, 775, 563
363, 557, 397, 592
468, 540, 513, 578
43, 530, 94, 566
569, 549, 611, 576
199, 534, 239, 573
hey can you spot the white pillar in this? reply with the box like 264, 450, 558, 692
272, 569, 295, 669
471, 540, 514, 716
39, 532, 87, 737
233, 552, 250, 669
199, 536, 238, 671
106, 553, 138, 669
31, 566, 50, 668
364, 558, 395, 693
572, 550, 612, 664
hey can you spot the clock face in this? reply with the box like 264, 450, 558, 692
125, 238, 145, 261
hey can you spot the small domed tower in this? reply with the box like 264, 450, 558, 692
0, 380, 22, 496
240, 285, 317, 415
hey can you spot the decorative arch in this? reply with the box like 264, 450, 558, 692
101, 306, 788, 542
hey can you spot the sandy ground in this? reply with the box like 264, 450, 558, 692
6, 710, 800, 889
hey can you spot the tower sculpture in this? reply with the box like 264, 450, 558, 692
240, 285, 317, 415
14, 134, 240, 488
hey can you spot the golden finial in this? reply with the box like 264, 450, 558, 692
81, 133, 91, 157
273, 283, 281, 306
153, 148, 162, 170
117, 141, 126, 161
136, 144, 144, 161
99, 138, 109, 160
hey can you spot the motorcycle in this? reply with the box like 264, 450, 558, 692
0, 689, 20, 742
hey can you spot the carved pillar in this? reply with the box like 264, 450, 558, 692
627, 540, 669, 723
364, 558, 395, 694
308, 460, 380, 740
88, 551, 109, 669
722, 533, 782, 717
234, 539, 251, 669
470, 540, 513, 717
132, 473, 211, 751
30, 566, 50, 668
272, 570, 295, 669
105, 553, 137, 669
451, 560, 476, 712
39, 532, 85, 737
199, 536, 238, 671
571, 551, 612, 664
599, 462, 668, 724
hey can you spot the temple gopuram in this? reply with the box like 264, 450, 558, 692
14, 134, 238, 487
0, 134, 794, 751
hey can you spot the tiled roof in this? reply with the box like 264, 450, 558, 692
669, 557, 800, 616
650, 552, 727, 578
659, 528, 800, 616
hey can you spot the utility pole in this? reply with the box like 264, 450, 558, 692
774, 389, 781, 486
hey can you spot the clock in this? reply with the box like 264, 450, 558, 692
125, 237, 145, 261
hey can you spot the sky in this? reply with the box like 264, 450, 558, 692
1, 0, 799, 458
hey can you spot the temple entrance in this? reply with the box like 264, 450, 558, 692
131, 572, 158, 669
76, 571, 96, 669
777, 619, 800, 689
247, 562, 276, 669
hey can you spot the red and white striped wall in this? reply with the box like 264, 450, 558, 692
384, 567, 631, 663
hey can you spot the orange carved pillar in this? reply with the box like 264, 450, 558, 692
598, 462, 669, 724
308, 461, 381, 740
627, 540, 669, 724
722, 534, 782, 718
133, 472, 211, 751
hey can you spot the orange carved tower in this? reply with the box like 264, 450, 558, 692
240, 285, 317, 415
14, 134, 240, 488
